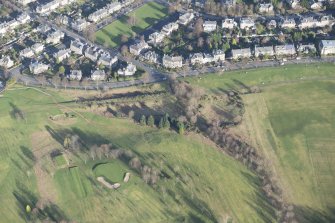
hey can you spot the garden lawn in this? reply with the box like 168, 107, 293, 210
95, 2, 168, 48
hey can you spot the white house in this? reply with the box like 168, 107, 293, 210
143, 51, 159, 63
319, 40, 335, 55
98, 53, 117, 67
298, 16, 318, 29
254, 46, 274, 57
71, 18, 90, 31
129, 41, 150, 56
274, 44, 296, 56
54, 49, 71, 62
267, 20, 277, 29
20, 48, 34, 58
117, 63, 137, 76
162, 22, 179, 36
162, 55, 183, 68
222, 19, 237, 29
317, 15, 335, 27
70, 40, 85, 55
213, 50, 225, 61
240, 18, 255, 30
18, 0, 37, 5
31, 43, 44, 54
0, 56, 14, 69
16, 13, 31, 24
29, 61, 49, 74
148, 32, 165, 44
259, 3, 274, 13
91, 70, 106, 81
280, 18, 296, 29
68, 70, 82, 80
46, 30, 65, 44
190, 53, 204, 65
85, 47, 99, 62
203, 21, 217, 32
297, 44, 316, 54
231, 48, 251, 59
178, 12, 195, 25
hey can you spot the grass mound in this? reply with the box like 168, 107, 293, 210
93, 162, 125, 183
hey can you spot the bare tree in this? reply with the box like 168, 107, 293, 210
193, 18, 204, 37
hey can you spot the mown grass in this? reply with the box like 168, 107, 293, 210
93, 162, 125, 183
186, 63, 335, 92
0, 86, 275, 222
54, 154, 67, 167
95, 2, 168, 48
187, 63, 335, 222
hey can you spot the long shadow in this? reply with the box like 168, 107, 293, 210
9, 102, 25, 120
294, 205, 335, 223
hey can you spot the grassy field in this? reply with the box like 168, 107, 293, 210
54, 154, 67, 167
95, 2, 168, 48
188, 63, 335, 222
0, 86, 275, 222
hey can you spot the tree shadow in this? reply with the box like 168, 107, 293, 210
9, 102, 25, 120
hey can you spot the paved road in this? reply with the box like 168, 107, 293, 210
11, 56, 335, 90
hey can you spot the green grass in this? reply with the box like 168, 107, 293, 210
187, 64, 335, 222
54, 166, 92, 200
0, 85, 275, 222
54, 154, 67, 167
186, 63, 335, 92
93, 162, 125, 183
95, 2, 168, 48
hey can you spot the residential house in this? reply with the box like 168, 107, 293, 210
222, 19, 237, 29
0, 56, 14, 69
190, 53, 204, 65
240, 18, 255, 30
203, 54, 215, 63
35, 24, 51, 33
98, 53, 117, 67
203, 21, 217, 32
267, 19, 277, 29
0, 23, 8, 36
29, 61, 49, 74
231, 48, 251, 59
162, 22, 179, 36
20, 48, 34, 58
68, 70, 82, 80
319, 40, 335, 55
117, 63, 137, 76
254, 46, 274, 57
31, 43, 44, 54
46, 30, 65, 44
162, 55, 183, 68
143, 51, 159, 63
54, 49, 71, 62
148, 32, 165, 44
317, 15, 335, 27
287, 0, 300, 9
91, 70, 106, 81
7, 20, 20, 30
178, 12, 195, 25
298, 16, 318, 29
71, 18, 90, 31
222, 0, 236, 5
129, 41, 150, 56
274, 44, 296, 56
36, 0, 75, 15
297, 43, 316, 54
18, 0, 37, 5
16, 13, 31, 24
259, 3, 274, 13
88, 2, 122, 22
280, 18, 296, 29
213, 50, 225, 61
311, 1, 323, 10
70, 40, 85, 55
85, 47, 99, 62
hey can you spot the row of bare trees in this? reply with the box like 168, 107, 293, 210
168, 79, 295, 222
